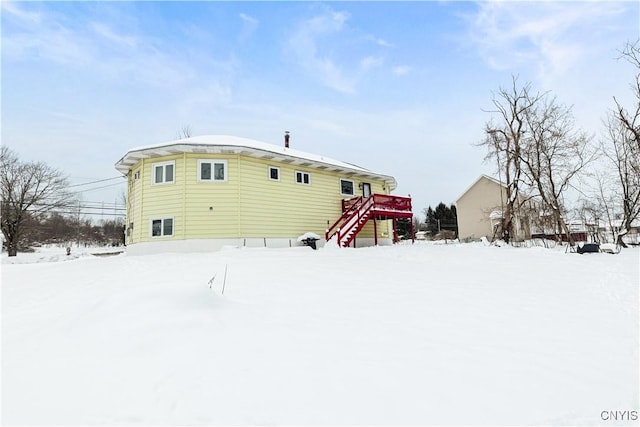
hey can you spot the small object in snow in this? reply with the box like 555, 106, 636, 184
599, 243, 620, 254
297, 232, 321, 250
576, 243, 600, 254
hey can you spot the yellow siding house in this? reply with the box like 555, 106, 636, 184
115, 135, 413, 254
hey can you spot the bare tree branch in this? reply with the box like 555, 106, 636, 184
1, 147, 74, 256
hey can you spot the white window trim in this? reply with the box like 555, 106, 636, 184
295, 170, 311, 185
152, 161, 175, 185
340, 178, 355, 196
198, 159, 228, 182
269, 166, 280, 181
150, 217, 174, 238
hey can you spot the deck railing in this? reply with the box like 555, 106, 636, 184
369, 194, 412, 213
325, 194, 413, 244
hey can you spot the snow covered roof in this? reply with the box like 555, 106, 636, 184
489, 210, 504, 220
115, 135, 397, 190
595, 218, 640, 229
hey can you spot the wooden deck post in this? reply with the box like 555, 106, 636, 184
411, 216, 415, 244
392, 218, 397, 243
373, 217, 378, 246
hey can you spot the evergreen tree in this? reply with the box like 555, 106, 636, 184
423, 203, 459, 237
395, 218, 414, 239
423, 206, 438, 234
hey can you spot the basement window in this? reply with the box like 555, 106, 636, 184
151, 218, 173, 237
198, 160, 227, 182
295, 171, 310, 185
340, 179, 355, 196
152, 161, 175, 185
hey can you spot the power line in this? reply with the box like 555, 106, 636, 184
28, 202, 125, 210
68, 176, 125, 188
72, 182, 126, 193
33, 210, 126, 217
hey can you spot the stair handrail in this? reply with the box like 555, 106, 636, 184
325, 196, 363, 241
337, 195, 375, 247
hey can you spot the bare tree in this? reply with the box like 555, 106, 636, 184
177, 125, 193, 139
614, 40, 640, 149
598, 40, 640, 248
601, 108, 640, 247
573, 197, 605, 243
1, 147, 73, 256
481, 76, 595, 246
591, 169, 625, 244
481, 76, 543, 243
520, 97, 596, 246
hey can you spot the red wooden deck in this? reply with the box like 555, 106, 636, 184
326, 194, 413, 247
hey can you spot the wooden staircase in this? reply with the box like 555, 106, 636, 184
325, 194, 413, 247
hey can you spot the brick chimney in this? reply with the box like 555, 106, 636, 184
284, 131, 290, 148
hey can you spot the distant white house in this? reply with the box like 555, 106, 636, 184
596, 219, 640, 245
415, 231, 428, 240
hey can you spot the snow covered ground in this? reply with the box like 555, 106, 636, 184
2, 242, 638, 425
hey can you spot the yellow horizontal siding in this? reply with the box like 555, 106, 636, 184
182, 153, 239, 239
126, 152, 398, 243
134, 155, 185, 242
126, 163, 144, 244
238, 158, 342, 237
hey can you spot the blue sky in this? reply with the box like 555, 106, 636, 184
2, 1, 639, 219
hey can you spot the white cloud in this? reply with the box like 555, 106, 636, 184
1, 1, 42, 24
286, 6, 392, 94
375, 38, 394, 48
239, 12, 259, 40
91, 22, 138, 48
2, 3, 236, 92
365, 35, 394, 48
392, 65, 412, 76
286, 8, 355, 94
464, 1, 631, 85
239, 12, 258, 26
2, 2, 93, 66
361, 56, 384, 71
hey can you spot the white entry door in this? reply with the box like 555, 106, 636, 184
362, 183, 371, 198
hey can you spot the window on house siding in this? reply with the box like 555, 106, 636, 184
269, 166, 280, 181
201, 162, 211, 180
340, 179, 355, 196
153, 161, 175, 185
151, 218, 173, 237
199, 160, 227, 182
296, 171, 310, 185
